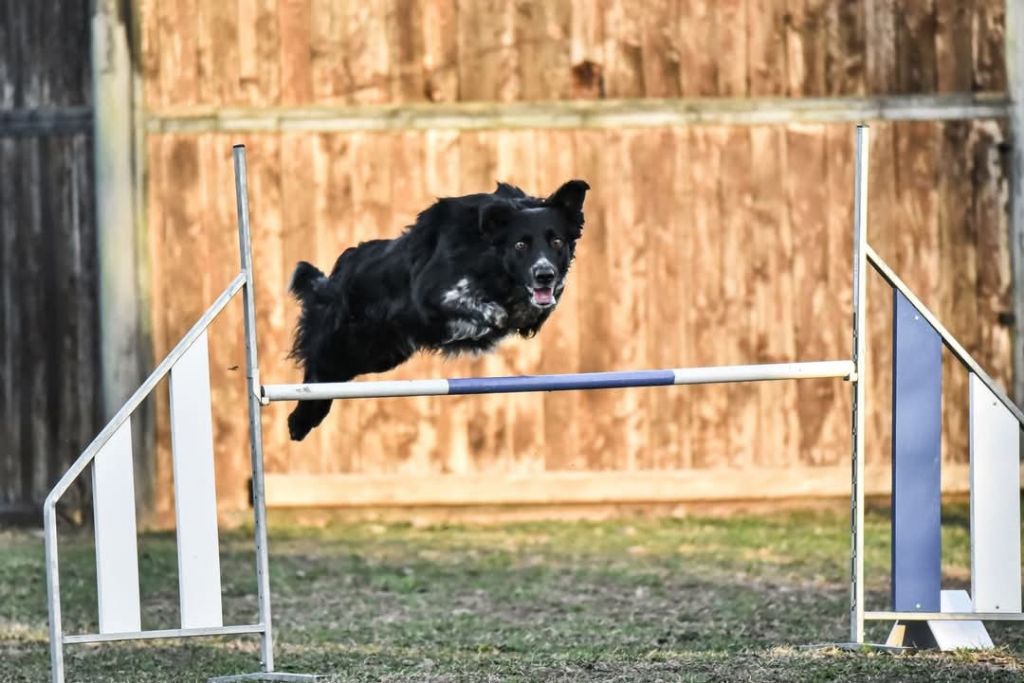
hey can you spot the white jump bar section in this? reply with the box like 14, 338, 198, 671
92, 418, 141, 634
261, 360, 854, 402
970, 374, 1023, 613
169, 329, 224, 629
263, 378, 450, 402
670, 360, 854, 385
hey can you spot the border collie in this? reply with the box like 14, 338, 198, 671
286, 179, 590, 441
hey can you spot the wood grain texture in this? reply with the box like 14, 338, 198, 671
141, 122, 1014, 516
0, 133, 99, 518
135, 0, 1008, 110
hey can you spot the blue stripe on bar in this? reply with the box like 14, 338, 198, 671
891, 290, 943, 612
448, 369, 677, 395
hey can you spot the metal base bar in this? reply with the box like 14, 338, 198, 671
63, 623, 264, 645
262, 359, 855, 402
208, 673, 319, 683
865, 611, 1024, 622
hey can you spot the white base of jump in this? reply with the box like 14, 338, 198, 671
886, 590, 994, 650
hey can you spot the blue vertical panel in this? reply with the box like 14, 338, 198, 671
892, 290, 942, 612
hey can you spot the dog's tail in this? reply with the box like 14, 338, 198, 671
289, 261, 326, 303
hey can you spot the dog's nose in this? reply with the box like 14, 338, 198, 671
533, 264, 556, 287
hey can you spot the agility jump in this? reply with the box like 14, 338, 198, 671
41, 126, 1024, 681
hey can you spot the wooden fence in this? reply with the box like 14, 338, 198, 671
143, 119, 1012, 518
0, 0, 100, 522
2, 0, 1019, 523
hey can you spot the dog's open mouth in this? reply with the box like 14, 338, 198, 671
530, 287, 555, 307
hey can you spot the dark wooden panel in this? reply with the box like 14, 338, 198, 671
0, 0, 91, 109
0, 134, 100, 518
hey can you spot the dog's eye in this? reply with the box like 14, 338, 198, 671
514, 240, 528, 251
551, 238, 564, 249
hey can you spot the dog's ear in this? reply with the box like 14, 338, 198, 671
479, 200, 517, 240
547, 180, 589, 238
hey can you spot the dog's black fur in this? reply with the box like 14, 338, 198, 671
286, 179, 590, 441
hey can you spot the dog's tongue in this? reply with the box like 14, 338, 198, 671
532, 287, 554, 305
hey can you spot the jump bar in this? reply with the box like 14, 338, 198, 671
261, 360, 854, 402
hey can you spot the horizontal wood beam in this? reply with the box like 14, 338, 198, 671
146, 93, 1010, 134
0, 107, 93, 136
265, 463, 995, 509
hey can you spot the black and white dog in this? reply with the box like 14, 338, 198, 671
286, 179, 590, 441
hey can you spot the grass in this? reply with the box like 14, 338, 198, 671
1, 500, 1022, 681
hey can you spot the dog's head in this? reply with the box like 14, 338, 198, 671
479, 179, 589, 311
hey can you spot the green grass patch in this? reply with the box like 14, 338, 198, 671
1, 500, 1022, 681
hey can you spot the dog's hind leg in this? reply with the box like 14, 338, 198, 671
287, 398, 332, 442
287, 367, 337, 442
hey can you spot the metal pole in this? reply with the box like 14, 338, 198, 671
44, 503, 64, 683
850, 124, 869, 644
233, 145, 274, 673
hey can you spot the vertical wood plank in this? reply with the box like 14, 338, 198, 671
389, 0, 426, 102
310, 0, 350, 101
677, 1, 717, 96
343, 1, 391, 104
748, 0, 788, 96
458, 0, 517, 101
969, 373, 1022, 613
93, 419, 142, 633
787, 0, 828, 96
278, 0, 313, 104
196, 0, 238, 104
865, 0, 898, 93
422, 0, 460, 102
934, 0, 974, 93
137, 0, 163, 108
825, 0, 866, 95
719, 126, 758, 466
972, 0, 1006, 91
891, 290, 942, 612
686, 126, 728, 467
599, 0, 645, 98
516, 0, 572, 100
642, 128, 682, 469
715, 0, 747, 96
787, 124, 833, 464
751, 125, 799, 467
170, 330, 223, 629
639, 0, 682, 98
895, 0, 937, 94
609, 130, 647, 472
